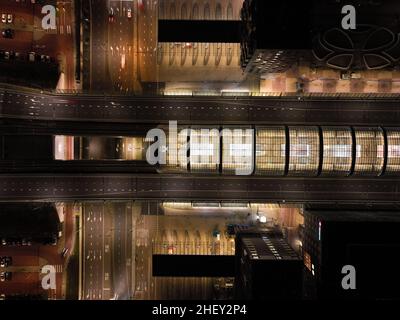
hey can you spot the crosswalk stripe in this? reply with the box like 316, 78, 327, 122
54, 265, 63, 273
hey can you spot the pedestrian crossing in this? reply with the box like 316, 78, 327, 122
54, 264, 63, 273
57, 25, 72, 35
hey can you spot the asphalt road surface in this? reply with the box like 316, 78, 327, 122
111, 202, 132, 300
82, 202, 134, 300
2, 88, 400, 125
0, 174, 399, 203
83, 203, 105, 300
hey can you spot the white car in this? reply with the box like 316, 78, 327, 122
127, 8, 132, 19
1, 14, 6, 24
7, 14, 13, 24
28, 52, 35, 62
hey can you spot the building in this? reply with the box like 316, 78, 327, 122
303, 210, 400, 299
240, 0, 400, 74
235, 228, 303, 299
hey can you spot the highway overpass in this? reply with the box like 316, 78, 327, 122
2, 88, 400, 125
0, 174, 399, 203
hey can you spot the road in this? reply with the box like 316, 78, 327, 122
0, 174, 399, 203
82, 202, 134, 300
87, 0, 111, 90
111, 202, 132, 299
2, 88, 400, 125
82, 203, 105, 300
108, 0, 135, 92
87, 0, 136, 92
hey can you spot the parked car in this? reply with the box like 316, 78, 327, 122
108, 8, 114, 23
2, 28, 14, 39
28, 51, 35, 62
1, 14, 6, 24
0, 272, 12, 282
7, 14, 13, 24
0, 257, 12, 268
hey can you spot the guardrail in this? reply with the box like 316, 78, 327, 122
2, 83, 400, 99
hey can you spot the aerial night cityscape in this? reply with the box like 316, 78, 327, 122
0, 0, 400, 314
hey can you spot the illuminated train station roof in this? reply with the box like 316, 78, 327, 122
55, 125, 400, 177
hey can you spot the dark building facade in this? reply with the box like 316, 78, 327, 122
303, 210, 400, 299
235, 228, 303, 299
240, 0, 400, 74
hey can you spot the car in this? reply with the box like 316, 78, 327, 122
108, 8, 114, 22
1, 239, 6, 246
4, 51, 10, 60
7, 14, 13, 24
0, 272, 12, 282
127, 8, 132, 19
0, 257, 12, 267
1, 14, 6, 24
138, 0, 144, 11
0, 294, 5, 300
167, 245, 175, 255
2, 28, 14, 39
28, 51, 35, 62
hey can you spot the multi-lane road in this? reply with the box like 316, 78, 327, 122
83, 203, 105, 300
111, 202, 133, 300
2, 88, 400, 125
82, 202, 134, 300
0, 174, 399, 203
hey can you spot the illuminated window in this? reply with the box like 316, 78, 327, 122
160, 126, 188, 172
386, 128, 400, 174
288, 127, 320, 176
255, 126, 286, 175
222, 127, 253, 175
190, 127, 220, 173
321, 127, 353, 176
121, 137, 146, 161
54, 135, 75, 160
304, 252, 312, 272
354, 127, 384, 175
